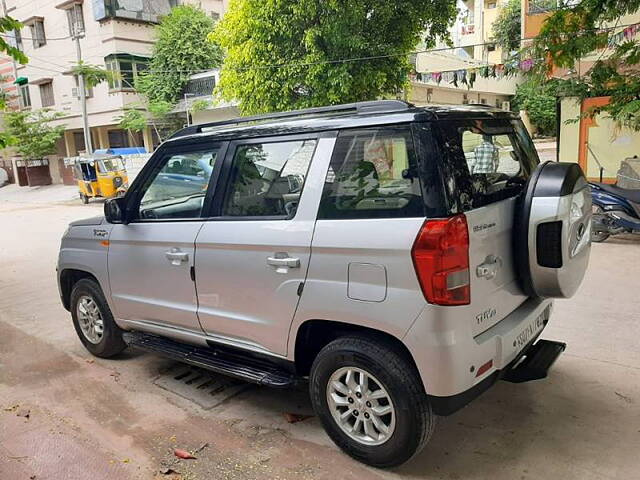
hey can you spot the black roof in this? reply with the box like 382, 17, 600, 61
167, 100, 518, 144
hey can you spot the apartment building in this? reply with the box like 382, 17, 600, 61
409, 0, 518, 108
522, 0, 640, 181
1, 0, 227, 185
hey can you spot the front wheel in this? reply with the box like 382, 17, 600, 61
70, 278, 126, 358
309, 336, 434, 468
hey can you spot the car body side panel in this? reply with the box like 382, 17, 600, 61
195, 136, 337, 356
288, 216, 427, 361
57, 222, 115, 311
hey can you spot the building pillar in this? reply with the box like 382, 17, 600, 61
142, 126, 154, 153
97, 126, 110, 150
63, 130, 76, 157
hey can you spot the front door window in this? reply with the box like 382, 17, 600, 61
137, 148, 221, 220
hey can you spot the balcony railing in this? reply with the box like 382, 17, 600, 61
527, 0, 560, 14
182, 76, 216, 97
92, 0, 173, 24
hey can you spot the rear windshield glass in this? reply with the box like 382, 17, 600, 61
436, 119, 539, 211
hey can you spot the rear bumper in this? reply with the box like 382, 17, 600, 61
404, 297, 554, 401
428, 337, 565, 415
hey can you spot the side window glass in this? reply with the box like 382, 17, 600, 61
318, 128, 424, 219
222, 139, 317, 218
138, 148, 220, 220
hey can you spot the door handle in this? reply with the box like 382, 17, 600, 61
165, 248, 189, 266
267, 255, 300, 268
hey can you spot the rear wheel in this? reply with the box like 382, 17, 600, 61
70, 279, 126, 358
80, 193, 89, 204
590, 205, 610, 243
309, 336, 434, 468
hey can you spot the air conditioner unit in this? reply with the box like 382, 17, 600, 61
502, 101, 511, 111
71, 87, 90, 99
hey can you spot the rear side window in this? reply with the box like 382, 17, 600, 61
318, 127, 424, 219
436, 119, 539, 211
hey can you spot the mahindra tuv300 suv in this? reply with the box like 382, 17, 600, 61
57, 101, 591, 467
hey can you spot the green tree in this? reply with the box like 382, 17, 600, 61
4, 110, 65, 160
115, 100, 182, 144
512, 78, 558, 136
491, 0, 521, 54
211, 0, 457, 115
528, 0, 640, 130
138, 5, 223, 104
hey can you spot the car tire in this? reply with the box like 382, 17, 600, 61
309, 335, 434, 468
70, 278, 126, 358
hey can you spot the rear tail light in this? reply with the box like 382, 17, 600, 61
411, 214, 470, 306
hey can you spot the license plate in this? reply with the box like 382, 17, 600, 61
514, 308, 548, 349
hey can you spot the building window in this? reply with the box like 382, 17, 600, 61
39, 82, 54, 107
105, 54, 149, 90
29, 19, 46, 49
480, 98, 487, 104
210, 11, 220, 21
487, 43, 496, 52
18, 84, 31, 109
108, 129, 131, 148
66, 4, 85, 36
13, 29, 23, 51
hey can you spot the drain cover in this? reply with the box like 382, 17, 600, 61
153, 364, 252, 409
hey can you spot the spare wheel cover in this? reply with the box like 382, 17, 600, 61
515, 162, 592, 298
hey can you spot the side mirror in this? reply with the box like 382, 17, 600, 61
104, 197, 127, 224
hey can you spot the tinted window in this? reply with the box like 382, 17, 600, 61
437, 119, 538, 211
318, 127, 424, 219
223, 139, 316, 218
137, 148, 220, 220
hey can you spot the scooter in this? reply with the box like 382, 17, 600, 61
590, 181, 640, 242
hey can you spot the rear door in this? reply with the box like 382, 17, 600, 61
194, 134, 334, 356
436, 119, 539, 335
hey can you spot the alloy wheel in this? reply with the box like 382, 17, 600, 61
326, 366, 396, 446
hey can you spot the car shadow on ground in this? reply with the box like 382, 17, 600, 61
130, 350, 611, 478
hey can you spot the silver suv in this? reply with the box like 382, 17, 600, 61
57, 101, 591, 467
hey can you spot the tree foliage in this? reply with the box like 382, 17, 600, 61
71, 61, 118, 89
116, 100, 182, 144
512, 78, 558, 136
491, 0, 521, 53
211, 0, 457, 115
137, 5, 223, 104
4, 110, 65, 159
528, 0, 640, 130
0, 16, 27, 66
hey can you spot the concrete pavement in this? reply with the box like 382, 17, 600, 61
0, 188, 639, 480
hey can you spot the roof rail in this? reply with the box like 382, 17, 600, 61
170, 100, 411, 139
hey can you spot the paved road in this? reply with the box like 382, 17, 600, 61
1, 189, 639, 480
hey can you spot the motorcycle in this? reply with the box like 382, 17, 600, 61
590, 181, 640, 242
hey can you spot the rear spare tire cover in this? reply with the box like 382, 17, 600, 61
515, 162, 591, 298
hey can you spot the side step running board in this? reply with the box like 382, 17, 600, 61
503, 339, 566, 383
123, 331, 298, 388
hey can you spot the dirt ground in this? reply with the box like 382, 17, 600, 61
1, 187, 639, 480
